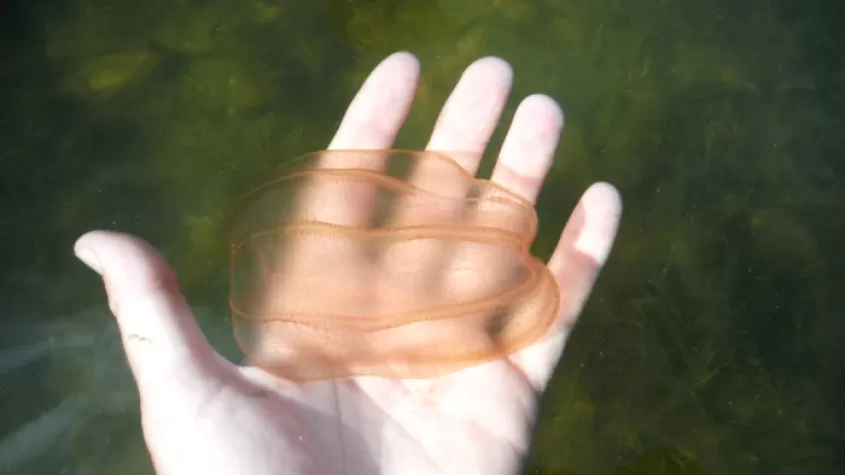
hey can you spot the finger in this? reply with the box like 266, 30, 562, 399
513, 183, 623, 389
392, 57, 514, 228
489, 94, 563, 203
377, 59, 513, 299
439, 95, 563, 339
317, 50, 420, 225
252, 53, 421, 323
74, 231, 227, 395
425, 56, 514, 174
443, 94, 563, 281
247, 52, 419, 262
328, 51, 420, 152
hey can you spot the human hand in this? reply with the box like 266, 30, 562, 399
74, 52, 622, 475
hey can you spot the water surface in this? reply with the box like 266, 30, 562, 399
1, 0, 843, 474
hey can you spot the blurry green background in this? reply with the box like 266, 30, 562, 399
1, 0, 843, 474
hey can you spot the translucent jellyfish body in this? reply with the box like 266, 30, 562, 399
227, 150, 560, 380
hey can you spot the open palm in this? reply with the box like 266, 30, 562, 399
74, 52, 621, 475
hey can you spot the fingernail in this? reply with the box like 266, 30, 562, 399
76, 248, 103, 274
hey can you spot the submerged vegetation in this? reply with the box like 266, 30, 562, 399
1, 0, 843, 474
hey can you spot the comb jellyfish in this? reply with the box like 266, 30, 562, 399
226, 149, 560, 380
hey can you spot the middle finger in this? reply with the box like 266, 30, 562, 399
425, 56, 514, 174
438, 95, 565, 352
377, 58, 514, 289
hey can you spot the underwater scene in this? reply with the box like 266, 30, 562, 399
1, 0, 843, 474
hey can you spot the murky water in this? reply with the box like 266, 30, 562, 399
2, 0, 843, 474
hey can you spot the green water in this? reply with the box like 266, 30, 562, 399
1, 0, 843, 473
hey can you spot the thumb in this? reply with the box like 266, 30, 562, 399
74, 230, 225, 396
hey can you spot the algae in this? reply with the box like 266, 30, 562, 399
1, 0, 843, 474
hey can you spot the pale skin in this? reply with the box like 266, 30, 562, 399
74, 52, 622, 475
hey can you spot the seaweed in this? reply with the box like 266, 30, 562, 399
0, 0, 842, 473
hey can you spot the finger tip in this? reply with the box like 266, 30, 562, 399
466, 56, 514, 85
513, 93, 565, 143
388, 50, 419, 62
585, 182, 623, 214
74, 230, 102, 252
380, 51, 421, 75
74, 230, 174, 285
472, 55, 512, 69
521, 94, 564, 121
576, 182, 623, 264
74, 230, 138, 263
74, 230, 121, 273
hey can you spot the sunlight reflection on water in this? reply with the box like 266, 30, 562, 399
0, 305, 219, 474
